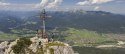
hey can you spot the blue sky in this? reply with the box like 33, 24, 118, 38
4, 0, 76, 4
0, 0, 125, 14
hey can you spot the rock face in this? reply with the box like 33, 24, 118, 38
0, 37, 74, 54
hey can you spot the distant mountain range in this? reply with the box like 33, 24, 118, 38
0, 10, 125, 34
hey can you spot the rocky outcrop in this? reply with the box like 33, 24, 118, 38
0, 37, 74, 54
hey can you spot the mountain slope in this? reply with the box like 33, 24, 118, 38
0, 10, 125, 34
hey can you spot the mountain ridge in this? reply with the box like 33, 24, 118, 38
0, 10, 125, 34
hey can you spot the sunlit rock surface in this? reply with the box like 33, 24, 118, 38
0, 41, 8, 54
0, 37, 74, 54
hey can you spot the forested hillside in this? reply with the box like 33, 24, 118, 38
0, 10, 125, 34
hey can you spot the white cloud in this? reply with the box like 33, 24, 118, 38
0, 3, 36, 11
94, 6, 100, 10
36, 0, 63, 9
77, 1, 90, 5
77, 0, 114, 5
0, 2, 10, 5
92, 0, 113, 4
0, 0, 63, 11
36, 0, 49, 8
47, 0, 63, 8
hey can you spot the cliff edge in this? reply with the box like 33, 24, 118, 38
0, 37, 74, 54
